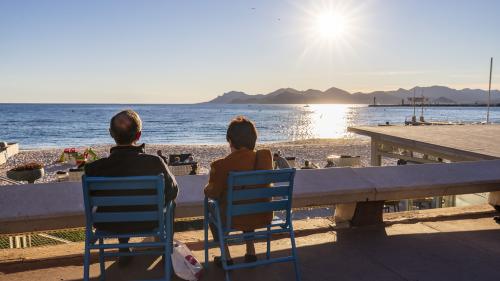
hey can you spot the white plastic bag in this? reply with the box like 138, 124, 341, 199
171, 239, 203, 281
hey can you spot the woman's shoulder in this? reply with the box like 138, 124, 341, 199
255, 149, 273, 169
210, 158, 225, 170
256, 149, 272, 159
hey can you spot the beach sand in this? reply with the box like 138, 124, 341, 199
0, 138, 395, 185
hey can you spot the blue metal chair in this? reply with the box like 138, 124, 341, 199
82, 175, 174, 281
204, 168, 300, 281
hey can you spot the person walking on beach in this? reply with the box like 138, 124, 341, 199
84, 109, 178, 265
189, 163, 198, 175
204, 116, 273, 266
301, 160, 318, 169
325, 159, 336, 168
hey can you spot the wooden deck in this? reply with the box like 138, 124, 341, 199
348, 124, 500, 163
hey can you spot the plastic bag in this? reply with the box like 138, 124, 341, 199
172, 239, 203, 281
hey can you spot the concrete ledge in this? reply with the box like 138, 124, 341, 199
2, 160, 500, 234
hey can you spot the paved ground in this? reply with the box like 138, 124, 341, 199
1, 204, 499, 281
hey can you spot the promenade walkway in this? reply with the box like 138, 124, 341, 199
1, 204, 499, 281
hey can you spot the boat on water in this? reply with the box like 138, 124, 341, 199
404, 118, 464, 126
404, 89, 465, 126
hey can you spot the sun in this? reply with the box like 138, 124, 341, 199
296, 0, 367, 60
314, 11, 348, 40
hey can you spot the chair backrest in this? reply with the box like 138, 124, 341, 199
225, 169, 296, 230
82, 175, 165, 236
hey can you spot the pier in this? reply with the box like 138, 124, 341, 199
368, 103, 500, 107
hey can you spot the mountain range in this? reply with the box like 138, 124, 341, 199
205, 86, 500, 105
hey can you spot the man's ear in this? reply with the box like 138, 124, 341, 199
135, 131, 142, 142
109, 128, 114, 139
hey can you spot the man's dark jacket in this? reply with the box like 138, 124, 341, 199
84, 144, 178, 232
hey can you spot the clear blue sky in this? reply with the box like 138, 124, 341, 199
1, 0, 499, 103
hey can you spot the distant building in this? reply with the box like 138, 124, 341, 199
407, 97, 429, 103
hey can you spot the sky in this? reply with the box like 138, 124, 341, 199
1, 0, 500, 103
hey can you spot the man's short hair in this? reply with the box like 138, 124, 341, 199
226, 116, 257, 150
109, 110, 142, 145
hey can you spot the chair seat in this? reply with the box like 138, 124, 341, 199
207, 209, 288, 234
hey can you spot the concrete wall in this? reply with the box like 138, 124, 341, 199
2, 160, 500, 234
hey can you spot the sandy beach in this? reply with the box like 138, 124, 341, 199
0, 138, 393, 185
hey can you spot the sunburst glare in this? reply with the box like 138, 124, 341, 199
297, 0, 367, 61
314, 10, 349, 41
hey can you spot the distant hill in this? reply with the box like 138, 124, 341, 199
205, 85, 500, 105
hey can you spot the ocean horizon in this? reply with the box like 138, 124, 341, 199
1, 103, 499, 149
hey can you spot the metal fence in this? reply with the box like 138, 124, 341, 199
0, 207, 334, 250
0, 216, 206, 250
0, 228, 86, 249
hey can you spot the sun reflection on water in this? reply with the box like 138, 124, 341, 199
288, 104, 360, 140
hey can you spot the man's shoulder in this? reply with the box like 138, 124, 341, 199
137, 153, 171, 171
84, 153, 166, 175
138, 152, 163, 161
84, 157, 108, 175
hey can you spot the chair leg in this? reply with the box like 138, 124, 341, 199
266, 226, 271, 260
98, 238, 105, 281
204, 201, 209, 268
217, 235, 228, 266
215, 222, 231, 280
165, 205, 173, 281
83, 242, 91, 281
164, 243, 172, 281
289, 227, 301, 281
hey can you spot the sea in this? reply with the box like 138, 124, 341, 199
1, 103, 499, 149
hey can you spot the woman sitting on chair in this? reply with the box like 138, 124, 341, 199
204, 116, 273, 266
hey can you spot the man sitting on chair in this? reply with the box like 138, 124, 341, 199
204, 116, 273, 266
85, 109, 178, 265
